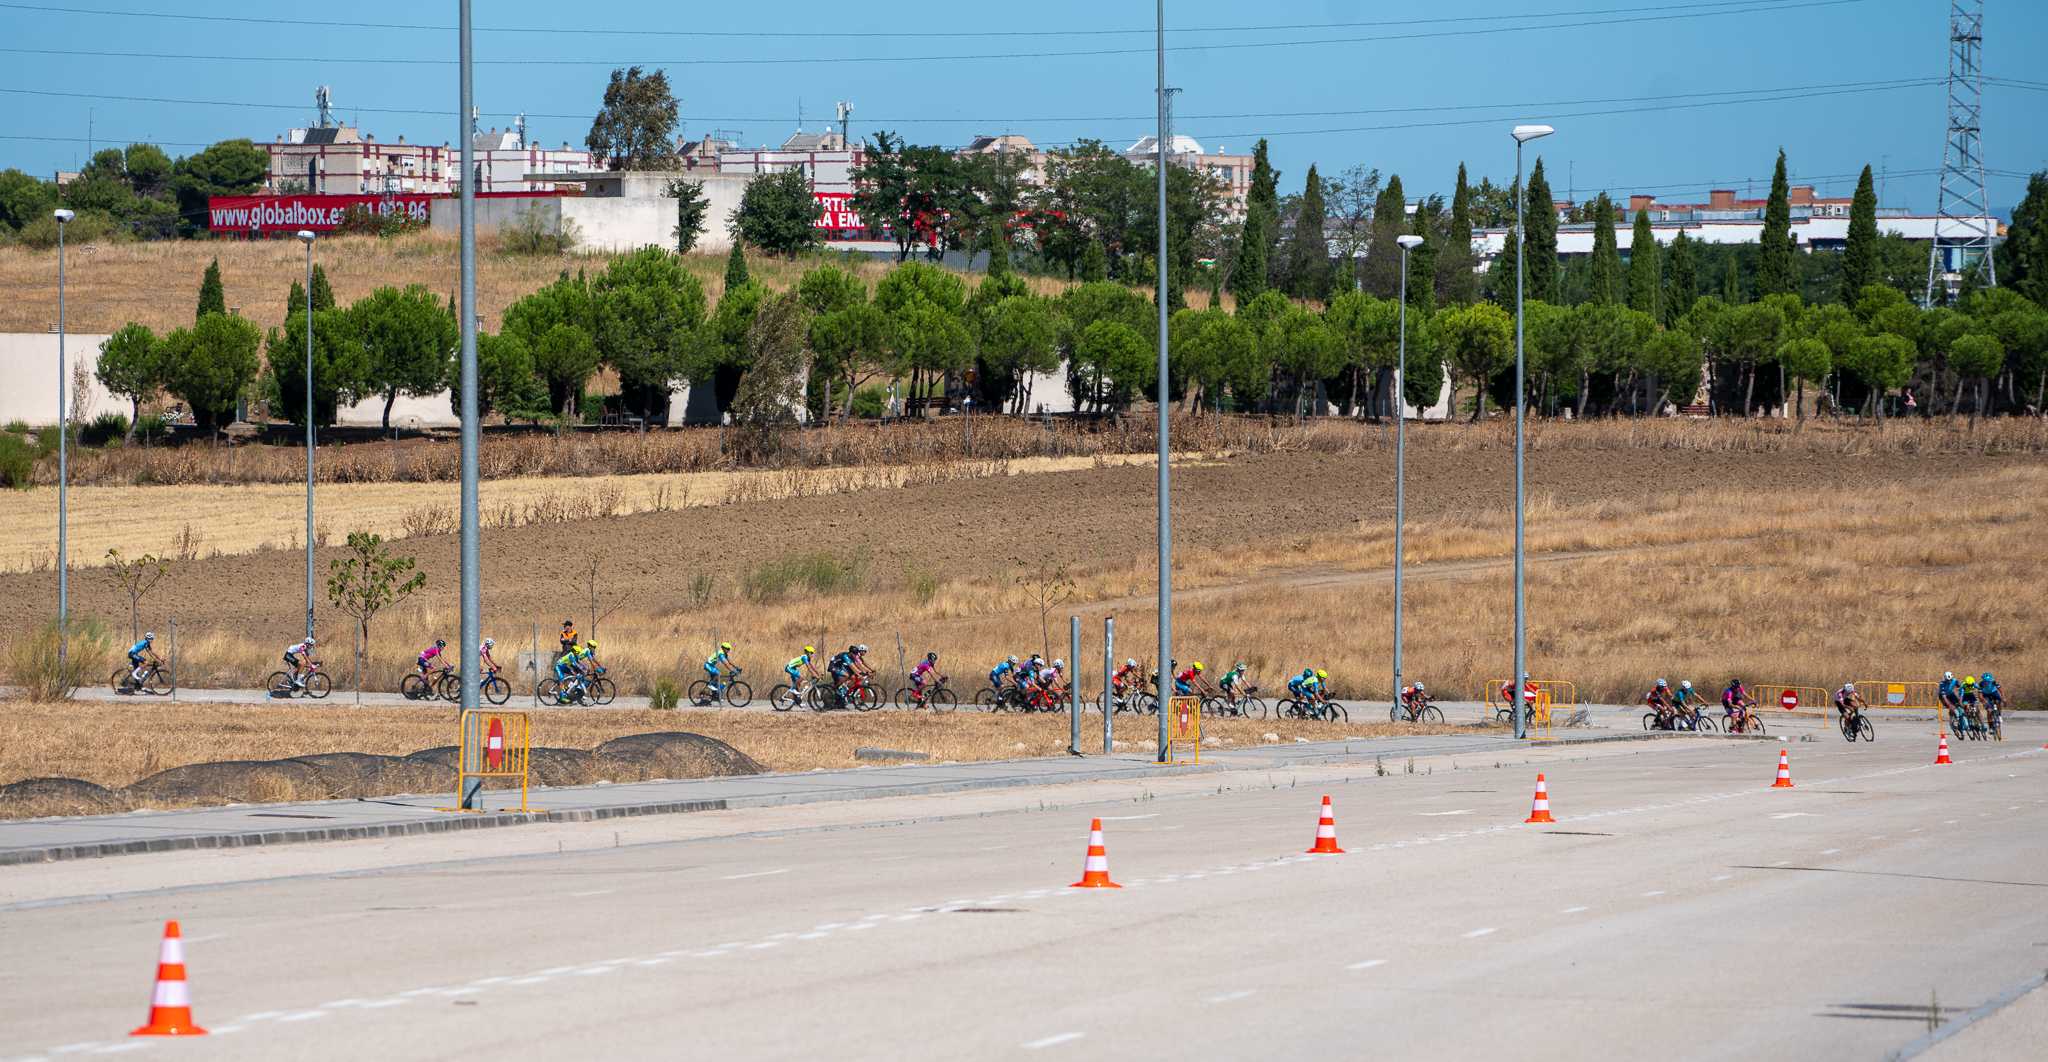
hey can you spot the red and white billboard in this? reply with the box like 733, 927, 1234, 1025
207, 194, 435, 233
814, 192, 863, 233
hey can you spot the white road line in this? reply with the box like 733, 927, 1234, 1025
86, 1046, 148, 1056
1418, 810, 1474, 816
1771, 860, 1792, 867
1819, 848, 1842, 856
1022, 1032, 1085, 1050
277, 1011, 327, 1022
1711, 874, 1733, 882
1560, 906, 1591, 914
568, 889, 615, 898
319, 999, 366, 1009
1204, 990, 1257, 1004
721, 868, 791, 881
360, 999, 409, 1009
1100, 814, 1158, 820
208, 1026, 246, 1035
1769, 812, 1815, 819
1641, 890, 1666, 898
633, 958, 672, 967
50, 1045, 102, 1055
1347, 959, 1388, 971
398, 988, 445, 998
797, 932, 831, 940
506, 977, 552, 986
1462, 927, 1498, 939
745, 941, 781, 950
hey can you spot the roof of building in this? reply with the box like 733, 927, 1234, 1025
780, 131, 845, 152
1124, 134, 1206, 157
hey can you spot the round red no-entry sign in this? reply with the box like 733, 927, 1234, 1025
1780, 690, 1799, 710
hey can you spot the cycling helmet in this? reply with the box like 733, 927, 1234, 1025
305, 636, 317, 645
1962, 675, 1977, 687
1680, 680, 1692, 690
803, 645, 815, 655
586, 639, 599, 651
719, 641, 733, 651
1842, 682, 1854, 693
1051, 659, 1064, 669
1944, 671, 1954, 680
1301, 668, 1314, 678
1125, 658, 1137, 668
483, 638, 495, 648
1982, 672, 1994, 683
435, 639, 446, 648
925, 651, 937, 662
142, 631, 155, 640
1008, 655, 1019, 665
1415, 681, 1426, 691
1191, 662, 1204, 672
1316, 669, 1327, 680
849, 644, 860, 653
1656, 678, 1668, 688
855, 644, 869, 653
562, 619, 573, 626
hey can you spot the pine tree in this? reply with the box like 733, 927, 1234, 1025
1994, 170, 2048, 306
1587, 194, 1621, 305
1626, 208, 1661, 319
1080, 238, 1109, 282
1524, 159, 1559, 303
310, 264, 335, 311
723, 240, 751, 291
1721, 255, 1744, 304
1756, 149, 1796, 297
1439, 162, 1479, 305
1360, 174, 1407, 300
1226, 213, 1267, 300
197, 258, 226, 320
1664, 230, 1697, 325
288, 278, 307, 317
1840, 164, 1880, 303
1282, 164, 1331, 301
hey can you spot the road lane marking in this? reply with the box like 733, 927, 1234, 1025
1022, 1033, 1085, 1050
1462, 928, 1498, 939
1711, 874, 1733, 882
1820, 849, 1841, 856
721, 868, 790, 881
51, 1045, 102, 1055
569, 889, 615, 897
277, 1011, 327, 1022
1204, 990, 1256, 1004
360, 999, 409, 1009
1640, 890, 1666, 898
1418, 810, 1473, 816
1770, 812, 1815, 819
86, 1047, 148, 1056
1347, 959, 1388, 971
1560, 906, 1590, 914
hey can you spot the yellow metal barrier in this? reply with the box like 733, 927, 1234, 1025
1752, 684, 1830, 713
443, 709, 534, 813
1166, 695, 1202, 765
1852, 680, 1942, 710
1481, 678, 1577, 724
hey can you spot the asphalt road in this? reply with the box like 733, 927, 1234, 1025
2, 734, 2041, 1060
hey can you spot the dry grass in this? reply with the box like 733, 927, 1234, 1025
0, 454, 1152, 573
0, 699, 1454, 799
0, 230, 1075, 337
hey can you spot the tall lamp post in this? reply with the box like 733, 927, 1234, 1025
53, 208, 74, 671
1392, 233, 1424, 702
1152, 0, 1172, 761
457, 0, 483, 713
1509, 123, 1555, 740
296, 229, 316, 641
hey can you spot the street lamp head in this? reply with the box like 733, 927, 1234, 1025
52, 208, 75, 223
1511, 124, 1556, 144
295, 229, 315, 243
1396, 235, 1425, 250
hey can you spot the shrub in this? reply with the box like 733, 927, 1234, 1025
651, 676, 682, 710
742, 550, 869, 602
133, 413, 171, 445
850, 385, 888, 419
81, 412, 129, 448
0, 433, 34, 489
2, 420, 29, 435
6, 617, 114, 700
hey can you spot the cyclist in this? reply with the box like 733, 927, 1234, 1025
703, 641, 738, 700
1979, 672, 2003, 713
1938, 671, 1963, 717
1722, 677, 1757, 733
1959, 675, 1983, 733
124, 631, 161, 689
1218, 661, 1250, 706
1014, 654, 1046, 698
990, 654, 1019, 696
1399, 680, 1431, 719
551, 642, 585, 703
416, 639, 449, 679
1288, 668, 1316, 703
908, 651, 940, 704
828, 645, 858, 706
786, 646, 819, 696
1309, 669, 1330, 706
559, 619, 579, 657
1110, 657, 1144, 708
1173, 661, 1208, 698
471, 638, 499, 688
1671, 680, 1706, 729
1645, 679, 1676, 729
283, 635, 317, 690
1833, 681, 1866, 728
1033, 658, 1067, 707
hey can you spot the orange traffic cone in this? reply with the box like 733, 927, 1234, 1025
1306, 795, 1345, 854
1771, 748, 1795, 788
1523, 774, 1556, 823
131, 921, 206, 1037
1935, 735, 1953, 765
1069, 818, 1121, 888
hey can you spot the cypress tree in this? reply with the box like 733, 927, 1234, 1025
1225, 213, 1265, 300
1721, 255, 1744, 304
1439, 162, 1479, 305
1282, 164, 1331, 301
1524, 159, 1559, 302
1994, 171, 2048, 306
1490, 213, 1521, 308
1665, 230, 1698, 325
1080, 238, 1109, 282
1626, 208, 1661, 319
197, 258, 226, 320
1587, 194, 1621, 305
1360, 174, 1407, 300
1841, 164, 1879, 302
723, 240, 751, 291
310, 264, 335, 311
1247, 139, 1280, 240
1756, 149, 1796, 296
287, 278, 307, 317
1407, 197, 1440, 314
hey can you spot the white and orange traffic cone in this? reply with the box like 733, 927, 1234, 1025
131, 920, 206, 1037
1523, 774, 1556, 824
1306, 795, 1345, 854
1069, 818, 1121, 888
1771, 748, 1795, 788
1935, 735, 1953, 765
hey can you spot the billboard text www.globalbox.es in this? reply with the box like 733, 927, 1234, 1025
208, 194, 435, 233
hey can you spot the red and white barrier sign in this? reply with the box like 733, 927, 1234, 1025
1780, 690, 1799, 710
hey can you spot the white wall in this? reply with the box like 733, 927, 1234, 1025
0, 332, 118, 425
429, 196, 679, 254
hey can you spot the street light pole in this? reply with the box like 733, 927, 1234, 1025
1510, 124, 1554, 740
1153, 0, 1172, 761
457, 0, 482, 713
53, 208, 73, 672
297, 230, 316, 641
1394, 233, 1424, 703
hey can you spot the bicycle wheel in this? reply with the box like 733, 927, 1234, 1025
1644, 712, 1659, 732
1422, 704, 1443, 723
1856, 715, 1875, 742
110, 667, 132, 694
304, 672, 332, 698
1242, 696, 1268, 720
265, 671, 291, 696
1746, 717, 1765, 736
538, 677, 561, 703
805, 685, 827, 711
893, 687, 920, 711
400, 673, 430, 700
592, 677, 618, 705
1987, 711, 2001, 741
1135, 692, 1159, 716
141, 668, 172, 695
482, 675, 511, 706
723, 680, 751, 708
855, 685, 881, 711
1329, 702, 1349, 723
770, 684, 799, 712
1201, 695, 1225, 717
975, 686, 1000, 711
925, 686, 957, 713
439, 673, 465, 702
687, 679, 715, 706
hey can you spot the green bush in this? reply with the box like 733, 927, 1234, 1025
6, 616, 114, 700
0, 432, 35, 489
651, 676, 682, 710
849, 385, 887, 419
134, 413, 171, 445
743, 550, 870, 602
81, 411, 129, 447
2, 420, 28, 435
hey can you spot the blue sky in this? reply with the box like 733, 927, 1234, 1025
3, 0, 2044, 213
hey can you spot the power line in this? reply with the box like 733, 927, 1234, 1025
0, 0, 1865, 40
0, 0, 1875, 67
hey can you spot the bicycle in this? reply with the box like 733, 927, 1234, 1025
1676, 705, 1717, 733
402, 665, 454, 701
895, 677, 957, 712
1723, 705, 1767, 736
267, 661, 331, 699
437, 668, 512, 706
1218, 683, 1267, 720
1986, 703, 2003, 741
976, 682, 1032, 713
811, 673, 881, 712
1278, 694, 1346, 722
769, 681, 809, 712
111, 661, 173, 696
1837, 706, 1875, 742
1392, 696, 1443, 724
689, 670, 753, 708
